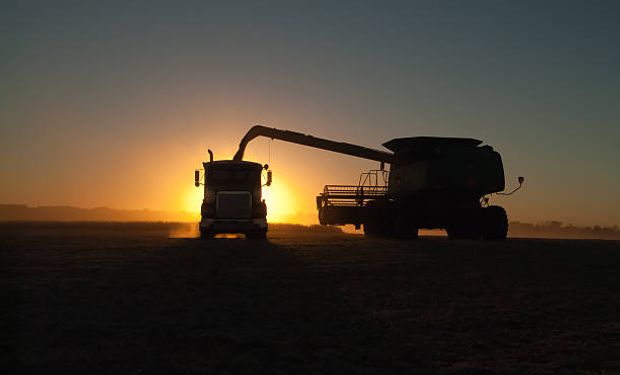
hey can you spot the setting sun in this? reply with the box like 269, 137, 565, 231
183, 186, 203, 214
182, 175, 298, 223
262, 179, 297, 223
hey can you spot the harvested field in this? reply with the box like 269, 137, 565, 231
2, 222, 619, 374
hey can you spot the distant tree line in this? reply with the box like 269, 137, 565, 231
509, 221, 620, 240
2, 204, 619, 240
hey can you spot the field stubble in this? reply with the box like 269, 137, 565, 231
1, 222, 619, 374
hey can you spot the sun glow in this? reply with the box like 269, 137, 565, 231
184, 186, 203, 214
262, 179, 297, 223
183, 178, 298, 223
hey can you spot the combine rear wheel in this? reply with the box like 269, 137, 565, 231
200, 229, 215, 239
447, 209, 482, 240
481, 205, 508, 240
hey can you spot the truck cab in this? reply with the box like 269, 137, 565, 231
196, 160, 269, 239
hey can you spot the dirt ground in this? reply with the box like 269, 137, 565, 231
1, 223, 619, 374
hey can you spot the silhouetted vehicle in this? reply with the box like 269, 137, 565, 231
194, 150, 271, 239
232, 125, 523, 240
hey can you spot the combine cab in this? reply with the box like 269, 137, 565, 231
316, 137, 516, 239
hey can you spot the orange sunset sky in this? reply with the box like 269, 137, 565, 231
1, 1, 619, 227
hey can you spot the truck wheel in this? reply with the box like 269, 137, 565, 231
481, 206, 508, 240
246, 229, 267, 240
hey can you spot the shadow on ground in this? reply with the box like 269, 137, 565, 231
1, 223, 619, 373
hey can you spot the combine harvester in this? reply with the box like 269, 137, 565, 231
195, 125, 523, 239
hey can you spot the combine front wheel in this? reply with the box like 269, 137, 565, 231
363, 200, 393, 238
200, 229, 215, 239
393, 212, 419, 240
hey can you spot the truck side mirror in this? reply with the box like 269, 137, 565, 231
194, 170, 200, 187
266, 170, 272, 186
518, 176, 524, 185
